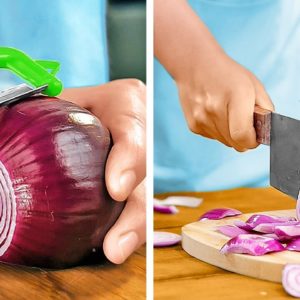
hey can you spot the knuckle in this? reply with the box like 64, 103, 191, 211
126, 79, 146, 96
205, 97, 218, 115
187, 110, 204, 133
231, 129, 249, 143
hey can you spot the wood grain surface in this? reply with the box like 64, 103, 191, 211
154, 187, 296, 300
0, 246, 145, 300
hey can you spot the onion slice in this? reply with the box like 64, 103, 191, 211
154, 231, 181, 247
220, 234, 285, 256
234, 220, 253, 231
153, 203, 179, 215
154, 203, 178, 214
282, 264, 300, 297
286, 238, 300, 251
154, 196, 202, 208
253, 221, 300, 234
297, 191, 300, 220
216, 225, 248, 238
199, 208, 242, 221
275, 225, 300, 239
234, 215, 296, 232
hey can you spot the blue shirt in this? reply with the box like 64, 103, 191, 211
154, 0, 300, 193
0, 0, 108, 90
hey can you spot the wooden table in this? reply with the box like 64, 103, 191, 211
154, 187, 297, 300
0, 246, 145, 300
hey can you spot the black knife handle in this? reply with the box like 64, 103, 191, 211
254, 106, 271, 145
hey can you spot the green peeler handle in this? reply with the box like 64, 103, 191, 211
0, 47, 63, 97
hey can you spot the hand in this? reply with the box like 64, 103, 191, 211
155, 0, 274, 151
61, 79, 146, 263
177, 54, 274, 151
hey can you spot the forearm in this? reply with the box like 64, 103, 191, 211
154, 0, 225, 80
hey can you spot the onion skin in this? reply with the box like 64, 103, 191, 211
0, 97, 124, 268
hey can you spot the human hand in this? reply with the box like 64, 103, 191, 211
61, 79, 146, 263
155, 0, 274, 151
176, 54, 274, 151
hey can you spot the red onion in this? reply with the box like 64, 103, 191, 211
199, 208, 242, 221
0, 97, 124, 268
220, 234, 285, 256
153, 231, 181, 247
282, 264, 300, 297
216, 225, 248, 238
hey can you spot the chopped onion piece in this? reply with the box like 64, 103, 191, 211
275, 225, 300, 239
286, 238, 300, 251
154, 203, 178, 214
154, 231, 181, 247
234, 220, 253, 231
234, 215, 296, 232
220, 234, 284, 256
264, 233, 281, 240
199, 208, 242, 221
154, 196, 202, 208
282, 264, 300, 297
216, 225, 248, 238
253, 221, 300, 234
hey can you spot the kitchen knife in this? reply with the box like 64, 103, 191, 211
254, 106, 300, 199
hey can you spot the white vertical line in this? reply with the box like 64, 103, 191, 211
146, 0, 154, 299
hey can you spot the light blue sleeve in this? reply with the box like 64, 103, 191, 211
0, 0, 108, 89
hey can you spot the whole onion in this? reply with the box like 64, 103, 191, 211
0, 97, 124, 268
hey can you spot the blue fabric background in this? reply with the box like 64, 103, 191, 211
0, 0, 108, 89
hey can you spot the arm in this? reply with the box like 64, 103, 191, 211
155, 0, 274, 151
61, 79, 146, 264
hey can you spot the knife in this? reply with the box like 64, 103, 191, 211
254, 106, 300, 199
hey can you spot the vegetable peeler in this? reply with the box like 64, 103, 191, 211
0, 47, 63, 106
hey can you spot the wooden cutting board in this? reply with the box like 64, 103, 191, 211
182, 209, 300, 283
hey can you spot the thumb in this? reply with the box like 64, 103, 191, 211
103, 181, 146, 264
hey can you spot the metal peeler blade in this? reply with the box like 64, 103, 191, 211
0, 84, 48, 106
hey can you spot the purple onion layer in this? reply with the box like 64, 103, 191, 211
199, 208, 242, 221
220, 234, 285, 256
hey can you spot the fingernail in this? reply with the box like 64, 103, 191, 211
120, 170, 136, 196
118, 231, 139, 262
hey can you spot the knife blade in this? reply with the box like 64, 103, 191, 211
254, 107, 300, 199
